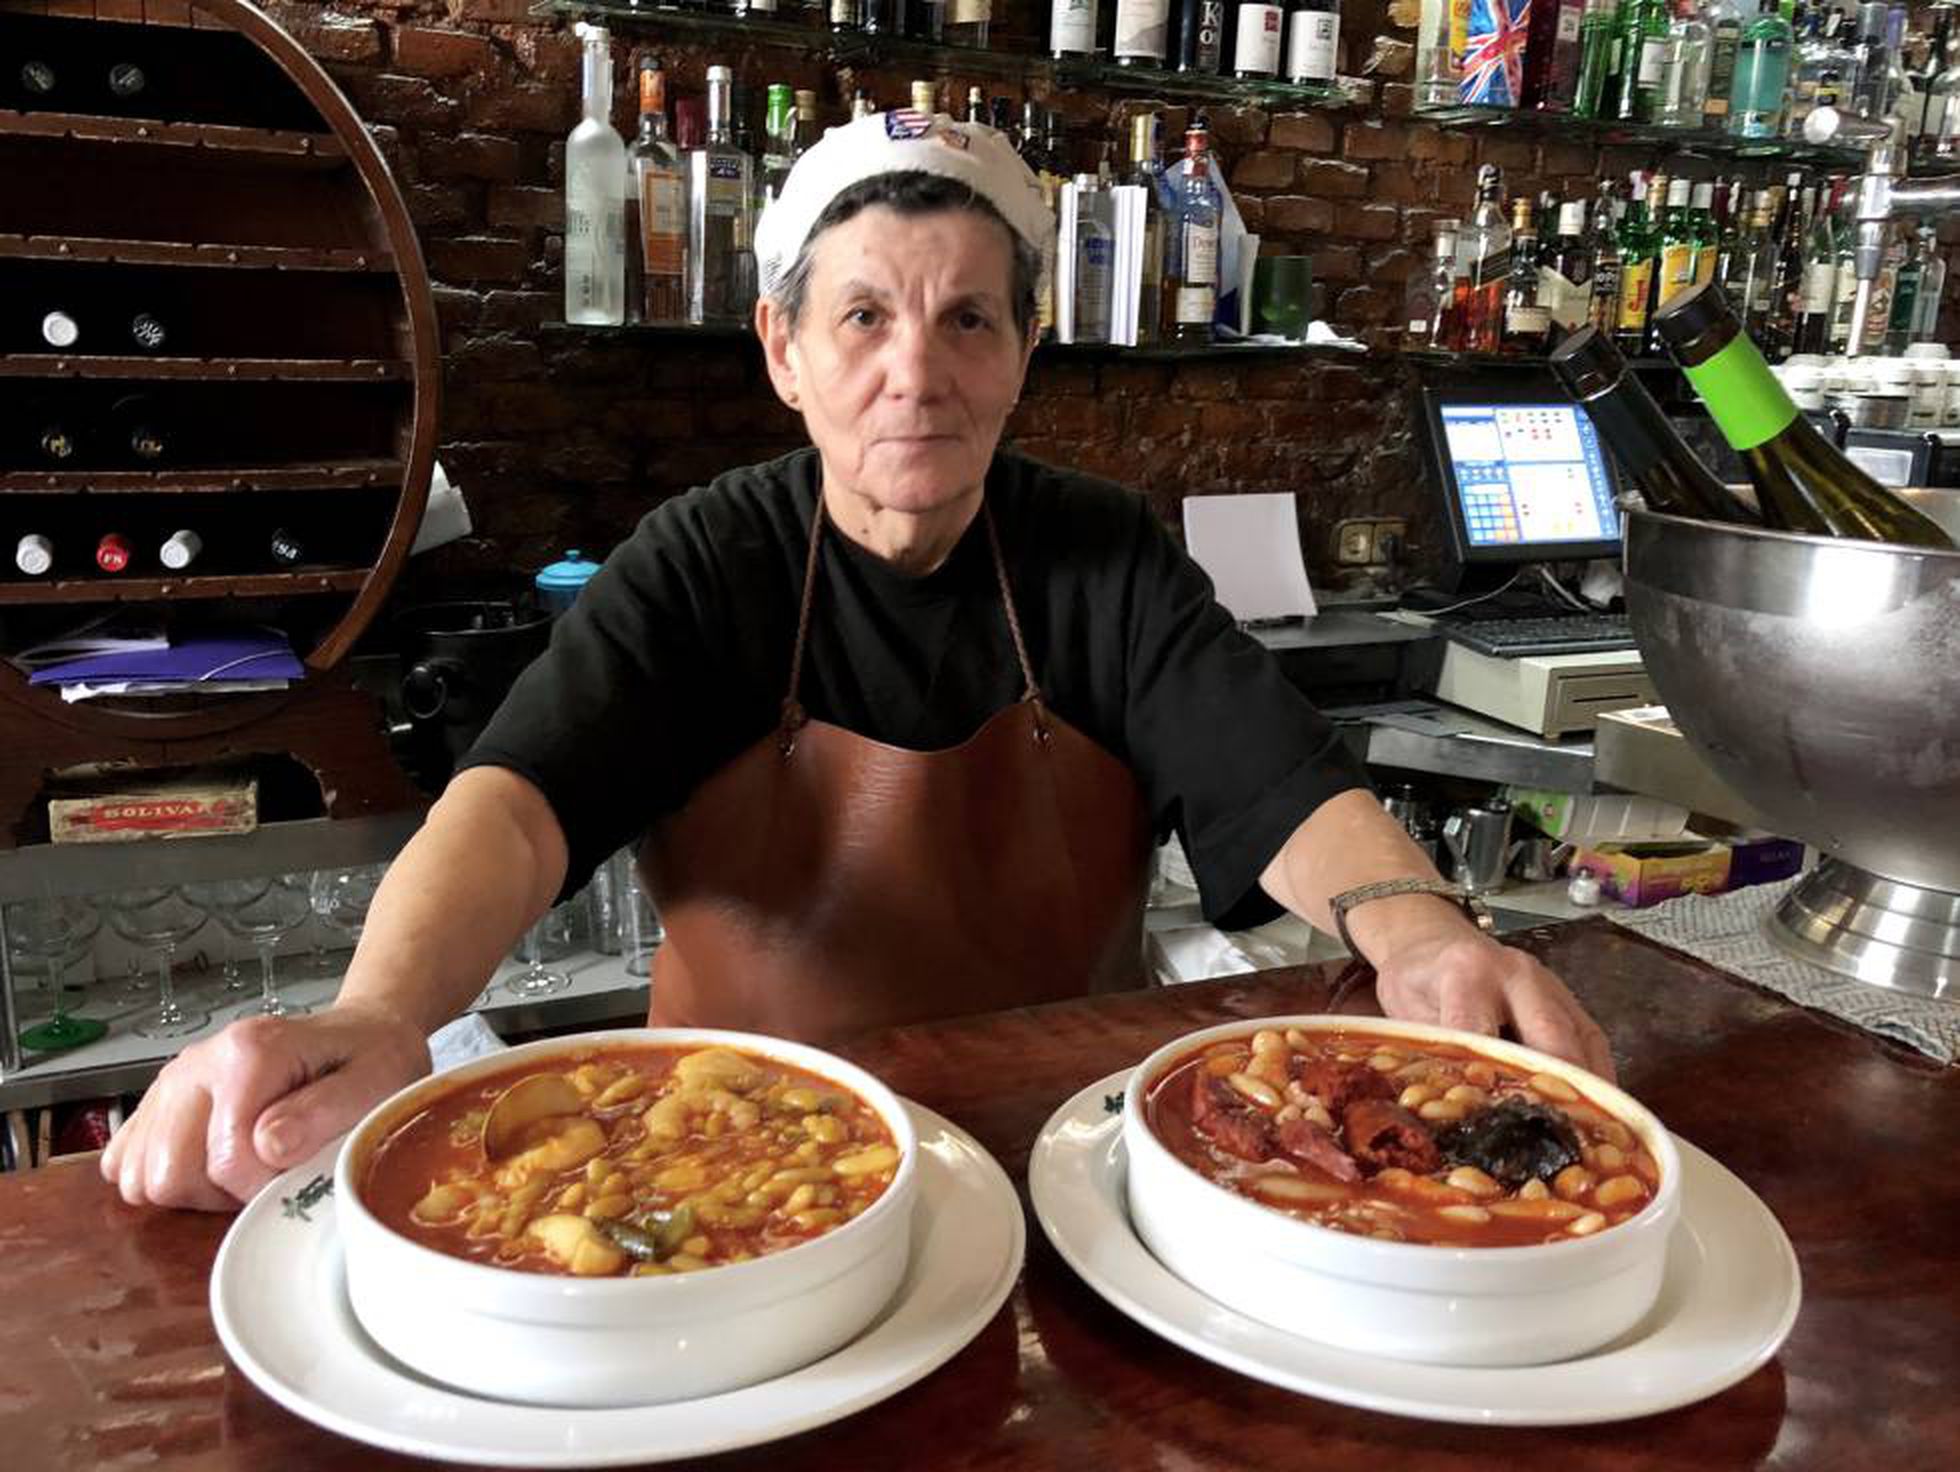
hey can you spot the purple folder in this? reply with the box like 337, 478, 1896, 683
27, 633, 305, 687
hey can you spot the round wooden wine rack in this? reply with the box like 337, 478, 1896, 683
0, 0, 437, 831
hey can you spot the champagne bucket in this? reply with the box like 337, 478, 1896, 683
1622, 506, 1960, 996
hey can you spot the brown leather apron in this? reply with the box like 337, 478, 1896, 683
638, 491, 1153, 1045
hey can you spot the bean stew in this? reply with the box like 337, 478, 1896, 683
1146, 1027, 1660, 1248
361, 1045, 901, 1278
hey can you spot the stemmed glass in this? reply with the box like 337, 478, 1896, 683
183, 879, 268, 993
503, 913, 572, 1000
6, 898, 107, 1052
105, 888, 211, 1039
308, 865, 385, 960
205, 876, 315, 1019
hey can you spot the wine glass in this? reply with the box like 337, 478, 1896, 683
206, 876, 315, 1019
6, 898, 107, 1052
105, 887, 211, 1039
503, 914, 572, 1000
309, 864, 385, 955
183, 878, 268, 992
1252, 254, 1313, 341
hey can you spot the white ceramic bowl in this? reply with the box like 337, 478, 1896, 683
1123, 1016, 1681, 1368
335, 1027, 920, 1408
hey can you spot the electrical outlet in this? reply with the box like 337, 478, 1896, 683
1334, 519, 1376, 566
1369, 518, 1408, 563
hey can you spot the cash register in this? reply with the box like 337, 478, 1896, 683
1397, 373, 1657, 738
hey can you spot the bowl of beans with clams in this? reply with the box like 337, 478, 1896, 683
1123, 1016, 1680, 1367
335, 1028, 919, 1407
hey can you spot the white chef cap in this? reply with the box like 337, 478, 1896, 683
753, 109, 1054, 301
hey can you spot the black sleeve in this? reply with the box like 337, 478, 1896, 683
455, 496, 767, 905
1117, 497, 1371, 929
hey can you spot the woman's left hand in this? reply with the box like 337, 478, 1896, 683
1370, 924, 1617, 1082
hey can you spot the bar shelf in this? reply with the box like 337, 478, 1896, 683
0, 108, 347, 164
0, 355, 413, 383
0, 460, 409, 495
0, 570, 371, 606
1412, 102, 1868, 170
0, 233, 395, 272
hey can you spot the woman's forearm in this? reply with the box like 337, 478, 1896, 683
336, 766, 570, 1035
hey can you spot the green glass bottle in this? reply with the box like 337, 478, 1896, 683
1652, 283, 1956, 545
1614, 171, 1662, 355
1613, 0, 1670, 120
1573, 0, 1623, 117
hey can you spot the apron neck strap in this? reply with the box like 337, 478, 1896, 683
780, 485, 1048, 752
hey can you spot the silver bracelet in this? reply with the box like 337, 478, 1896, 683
1328, 878, 1494, 959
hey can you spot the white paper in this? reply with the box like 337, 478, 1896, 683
1109, 184, 1147, 347
1181, 492, 1318, 622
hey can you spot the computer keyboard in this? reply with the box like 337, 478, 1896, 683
1435, 612, 1637, 658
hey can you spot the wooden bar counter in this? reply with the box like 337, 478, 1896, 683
2, 918, 1954, 1470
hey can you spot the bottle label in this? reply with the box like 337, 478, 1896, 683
641, 171, 685, 274
1285, 11, 1338, 82
1542, 267, 1589, 328
1175, 284, 1217, 324
1114, 0, 1171, 60
1556, 5, 1581, 42
1505, 303, 1552, 334
1053, 0, 1097, 50
1183, 222, 1219, 285
1617, 258, 1653, 330
1234, 3, 1283, 73
1682, 334, 1799, 451
1800, 259, 1837, 313
1636, 36, 1665, 87
952, 0, 989, 22
1658, 242, 1698, 300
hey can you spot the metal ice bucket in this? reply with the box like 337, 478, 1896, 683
1622, 502, 1960, 996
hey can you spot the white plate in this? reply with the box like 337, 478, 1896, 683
212, 1100, 1024, 1467
1029, 1069, 1801, 1427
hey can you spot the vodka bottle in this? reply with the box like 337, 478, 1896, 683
686, 66, 757, 327
564, 22, 627, 327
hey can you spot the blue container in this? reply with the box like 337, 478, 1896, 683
535, 549, 599, 615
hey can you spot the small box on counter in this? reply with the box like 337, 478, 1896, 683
1506, 787, 1692, 844
1572, 837, 1806, 908
47, 767, 258, 845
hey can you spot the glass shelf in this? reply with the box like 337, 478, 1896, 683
1413, 103, 1868, 170
1402, 347, 1681, 372
545, 320, 1368, 360
534, 0, 1358, 109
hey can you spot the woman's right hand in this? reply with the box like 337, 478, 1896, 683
101, 1002, 431, 1211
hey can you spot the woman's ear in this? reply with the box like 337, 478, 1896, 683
756, 295, 802, 409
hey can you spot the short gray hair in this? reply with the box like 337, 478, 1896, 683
769, 170, 1042, 337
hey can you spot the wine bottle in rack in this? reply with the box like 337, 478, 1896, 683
96, 533, 133, 573
108, 394, 166, 464
14, 535, 55, 578
39, 311, 80, 350
158, 530, 203, 571
1233, 0, 1286, 77
129, 312, 168, 352
270, 527, 307, 567
23, 397, 79, 463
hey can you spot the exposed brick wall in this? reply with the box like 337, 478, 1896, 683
261, 0, 1959, 604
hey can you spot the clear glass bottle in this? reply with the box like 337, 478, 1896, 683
1658, 0, 1715, 126
1908, 4, 1956, 161
1071, 173, 1116, 344
685, 65, 756, 327
1168, 121, 1221, 343
1501, 197, 1553, 352
1127, 113, 1168, 344
1911, 222, 1946, 340
1727, 0, 1794, 137
1723, 191, 1778, 340
1793, 180, 1838, 353
1416, 0, 1460, 105
629, 54, 685, 326
1408, 216, 1461, 344
564, 22, 627, 327
1932, 24, 1960, 157
1544, 199, 1594, 333
1458, 163, 1512, 352
947, 0, 991, 47
1785, 4, 1831, 137
1703, 0, 1746, 125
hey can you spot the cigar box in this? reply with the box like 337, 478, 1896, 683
48, 769, 258, 844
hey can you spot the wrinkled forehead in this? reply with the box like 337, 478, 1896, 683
802, 203, 1019, 303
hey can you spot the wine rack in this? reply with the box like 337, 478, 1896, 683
0, 0, 438, 842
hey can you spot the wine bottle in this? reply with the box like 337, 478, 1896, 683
270, 527, 307, 566
158, 529, 203, 571
26, 397, 78, 462
1177, 0, 1227, 71
1550, 325, 1761, 524
1283, 0, 1340, 83
14, 534, 54, 577
1232, 0, 1286, 77
40, 310, 79, 350
1651, 282, 1956, 545
108, 394, 166, 463
1116, 0, 1174, 65
96, 533, 133, 573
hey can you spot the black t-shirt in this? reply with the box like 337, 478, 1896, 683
461, 447, 1368, 929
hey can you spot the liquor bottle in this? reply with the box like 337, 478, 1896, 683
1658, 0, 1714, 125
1233, 0, 1286, 77
1551, 325, 1762, 522
1930, 27, 1960, 157
1758, 181, 1807, 358
762, 83, 796, 208
1728, 0, 1793, 136
1862, 4, 1909, 120
1543, 199, 1594, 333
1849, 0, 1888, 115
1522, 0, 1586, 109
1792, 183, 1836, 352
830, 0, 862, 32
1284, 0, 1341, 83
1785, 4, 1830, 137
1614, 0, 1671, 120
1824, 7, 1866, 106
1053, 0, 1101, 57
1703, 0, 1745, 124
1828, 179, 1859, 351
1910, 5, 1957, 161
1022, 105, 1063, 337
1408, 216, 1462, 343
909, 80, 937, 116
1416, 0, 1458, 105
1883, 224, 1927, 352
1572, 0, 1619, 117
1179, 0, 1228, 71
686, 67, 756, 328
1721, 191, 1776, 338
628, 57, 685, 326
1071, 174, 1116, 343
913, 0, 948, 39
1652, 176, 1697, 330
158, 529, 202, 571
1501, 198, 1554, 351
14, 535, 54, 577
1911, 222, 1946, 341
1652, 283, 1955, 543
1458, 164, 1512, 353
96, 533, 133, 573
947, 0, 991, 46
269, 528, 307, 567
1168, 122, 1221, 342
965, 85, 987, 122
564, 23, 627, 328
1117, 0, 1174, 64
109, 393, 165, 463
1127, 113, 1168, 344
1586, 184, 1625, 334
1615, 172, 1660, 354
861, 0, 896, 34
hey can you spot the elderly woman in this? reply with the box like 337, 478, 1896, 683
105, 113, 1609, 1210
